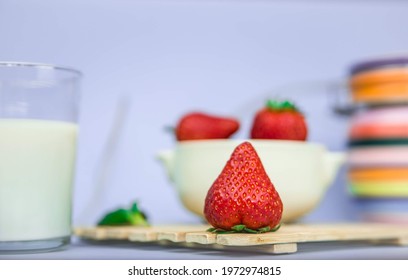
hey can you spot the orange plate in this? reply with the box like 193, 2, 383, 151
349, 168, 408, 181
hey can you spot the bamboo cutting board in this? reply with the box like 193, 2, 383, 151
74, 223, 408, 254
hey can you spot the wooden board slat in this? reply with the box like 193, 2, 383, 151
208, 224, 408, 246
157, 225, 208, 243
74, 223, 408, 255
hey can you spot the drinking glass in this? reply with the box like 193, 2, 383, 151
0, 62, 81, 253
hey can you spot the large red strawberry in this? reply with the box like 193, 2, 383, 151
175, 112, 240, 141
250, 100, 307, 141
204, 141, 283, 233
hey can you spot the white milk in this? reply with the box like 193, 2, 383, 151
0, 119, 77, 241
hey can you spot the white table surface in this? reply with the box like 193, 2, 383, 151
2, 236, 408, 260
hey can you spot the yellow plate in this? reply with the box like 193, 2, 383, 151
350, 181, 408, 197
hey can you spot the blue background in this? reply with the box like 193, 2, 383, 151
1, 0, 407, 225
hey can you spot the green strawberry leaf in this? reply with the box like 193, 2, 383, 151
270, 223, 281, 232
243, 228, 258, 233
97, 201, 149, 226
97, 209, 132, 226
257, 226, 271, 233
266, 100, 297, 111
207, 224, 282, 234
231, 224, 246, 232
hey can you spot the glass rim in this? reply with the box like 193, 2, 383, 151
0, 61, 82, 77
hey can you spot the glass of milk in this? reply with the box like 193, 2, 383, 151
0, 62, 81, 253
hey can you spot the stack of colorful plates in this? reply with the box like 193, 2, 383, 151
348, 56, 408, 223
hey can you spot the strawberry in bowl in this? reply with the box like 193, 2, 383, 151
251, 100, 307, 141
175, 112, 240, 141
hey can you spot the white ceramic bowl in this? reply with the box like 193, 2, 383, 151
158, 139, 345, 222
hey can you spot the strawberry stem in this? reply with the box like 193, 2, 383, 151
206, 224, 282, 234
164, 126, 176, 134
266, 100, 297, 111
